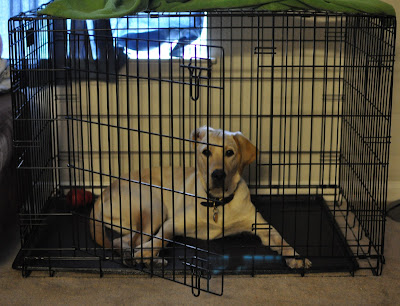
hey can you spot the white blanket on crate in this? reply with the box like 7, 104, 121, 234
0, 101, 12, 176
0, 59, 10, 93
0, 59, 12, 176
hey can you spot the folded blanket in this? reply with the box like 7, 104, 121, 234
0, 59, 10, 93
0, 93, 13, 177
39, 0, 395, 19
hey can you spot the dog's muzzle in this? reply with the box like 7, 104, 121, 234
211, 169, 226, 188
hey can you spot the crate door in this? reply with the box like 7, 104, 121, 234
66, 35, 226, 295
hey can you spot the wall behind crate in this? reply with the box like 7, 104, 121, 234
57, 15, 345, 199
385, 0, 400, 203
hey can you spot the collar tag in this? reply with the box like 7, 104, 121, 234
213, 205, 219, 223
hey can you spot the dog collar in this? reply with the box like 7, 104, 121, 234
200, 193, 235, 223
200, 193, 234, 223
200, 193, 235, 208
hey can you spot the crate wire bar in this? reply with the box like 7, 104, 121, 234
8, 7, 396, 296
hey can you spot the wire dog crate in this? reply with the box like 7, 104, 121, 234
9, 6, 396, 296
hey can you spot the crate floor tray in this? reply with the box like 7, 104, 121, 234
13, 195, 358, 276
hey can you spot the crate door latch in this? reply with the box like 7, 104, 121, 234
181, 58, 212, 102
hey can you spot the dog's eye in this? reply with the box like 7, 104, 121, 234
226, 150, 234, 157
202, 149, 211, 157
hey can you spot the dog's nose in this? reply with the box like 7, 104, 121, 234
212, 169, 226, 181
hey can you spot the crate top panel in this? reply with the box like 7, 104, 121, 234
28, 0, 395, 20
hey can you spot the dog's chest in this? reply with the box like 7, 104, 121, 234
164, 175, 256, 240
182, 199, 253, 240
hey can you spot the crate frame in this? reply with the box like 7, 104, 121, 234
8, 6, 396, 296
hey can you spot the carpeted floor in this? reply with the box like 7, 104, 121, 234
1, 215, 399, 305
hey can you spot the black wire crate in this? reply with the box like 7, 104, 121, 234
9, 7, 396, 296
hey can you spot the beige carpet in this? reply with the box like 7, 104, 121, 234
0, 217, 399, 305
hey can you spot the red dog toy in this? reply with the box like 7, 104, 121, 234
66, 188, 93, 208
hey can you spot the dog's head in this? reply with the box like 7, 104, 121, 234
191, 126, 257, 198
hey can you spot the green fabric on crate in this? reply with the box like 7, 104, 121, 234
38, 0, 396, 19
258, 1, 310, 11
39, 0, 149, 19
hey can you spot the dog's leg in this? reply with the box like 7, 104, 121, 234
112, 232, 137, 266
116, 228, 153, 267
254, 212, 312, 269
113, 231, 139, 250
134, 218, 174, 267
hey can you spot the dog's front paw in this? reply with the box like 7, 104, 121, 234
133, 249, 151, 266
121, 249, 136, 267
285, 257, 312, 269
152, 258, 169, 267
133, 249, 168, 268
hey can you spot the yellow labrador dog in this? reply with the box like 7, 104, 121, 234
90, 127, 311, 269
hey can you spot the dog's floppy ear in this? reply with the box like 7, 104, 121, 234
233, 132, 258, 173
190, 126, 209, 148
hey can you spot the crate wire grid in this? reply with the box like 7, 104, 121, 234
8, 8, 396, 296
